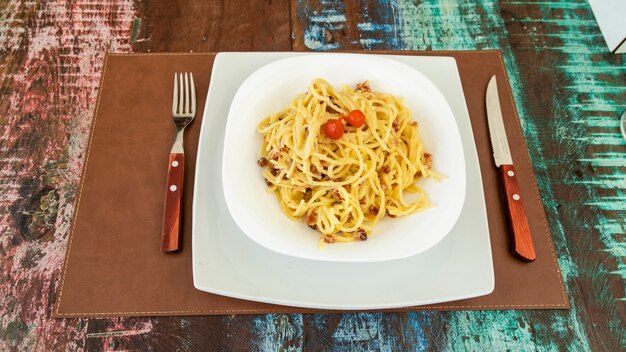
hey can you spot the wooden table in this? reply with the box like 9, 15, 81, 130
1, 1, 624, 350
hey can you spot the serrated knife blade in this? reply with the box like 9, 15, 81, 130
486, 76, 513, 166
486, 75, 536, 262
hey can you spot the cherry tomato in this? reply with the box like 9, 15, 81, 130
344, 109, 365, 128
323, 116, 344, 140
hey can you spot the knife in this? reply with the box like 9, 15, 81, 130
486, 75, 536, 262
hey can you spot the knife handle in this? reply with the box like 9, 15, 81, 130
161, 153, 184, 253
499, 164, 536, 262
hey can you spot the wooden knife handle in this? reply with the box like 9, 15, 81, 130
161, 153, 184, 253
499, 164, 536, 262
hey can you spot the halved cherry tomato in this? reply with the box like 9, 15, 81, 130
323, 116, 344, 140
344, 109, 365, 128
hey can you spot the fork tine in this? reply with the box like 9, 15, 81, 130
190, 73, 196, 115
184, 72, 190, 114
172, 73, 178, 115
178, 73, 184, 114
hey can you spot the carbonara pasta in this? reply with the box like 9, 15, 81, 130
257, 79, 433, 244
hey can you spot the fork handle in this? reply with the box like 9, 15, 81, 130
161, 153, 184, 253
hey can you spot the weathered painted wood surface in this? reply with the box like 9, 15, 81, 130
0, 0, 623, 350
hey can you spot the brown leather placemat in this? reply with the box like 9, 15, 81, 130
54, 51, 568, 317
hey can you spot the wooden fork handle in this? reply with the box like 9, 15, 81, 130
499, 164, 536, 262
161, 153, 184, 253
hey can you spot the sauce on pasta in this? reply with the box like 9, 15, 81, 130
257, 79, 433, 244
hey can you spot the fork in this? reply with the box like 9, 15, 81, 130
161, 72, 196, 253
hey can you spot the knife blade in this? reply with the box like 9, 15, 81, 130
486, 75, 536, 262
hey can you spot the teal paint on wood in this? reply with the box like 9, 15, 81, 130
397, 1, 595, 350
299, 0, 346, 50
397, 0, 500, 50
403, 312, 434, 350
501, 1, 625, 350
532, 1, 626, 299
252, 314, 303, 351
446, 311, 540, 351
130, 18, 141, 43
330, 313, 404, 351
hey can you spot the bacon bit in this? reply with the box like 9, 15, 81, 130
264, 178, 273, 187
270, 152, 279, 161
303, 188, 313, 201
306, 209, 317, 226
308, 224, 317, 230
415, 170, 422, 177
320, 160, 327, 167
324, 235, 335, 243
311, 165, 317, 174
411, 121, 418, 127
257, 157, 268, 167
355, 80, 371, 93
382, 165, 391, 173
392, 119, 400, 132
325, 97, 336, 113
270, 167, 279, 176
369, 206, 379, 215
362, 124, 369, 132
381, 183, 388, 192
423, 153, 433, 169
280, 146, 288, 153
356, 229, 367, 241
332, 189, 343, 200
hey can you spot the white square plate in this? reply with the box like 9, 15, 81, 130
192, 52, 494, 310
222, 53, 466, 262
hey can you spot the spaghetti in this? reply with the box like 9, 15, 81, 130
257, 79, 434, 244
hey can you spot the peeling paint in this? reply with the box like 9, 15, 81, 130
0, 0, 134, 351
252, 314, 303, 352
